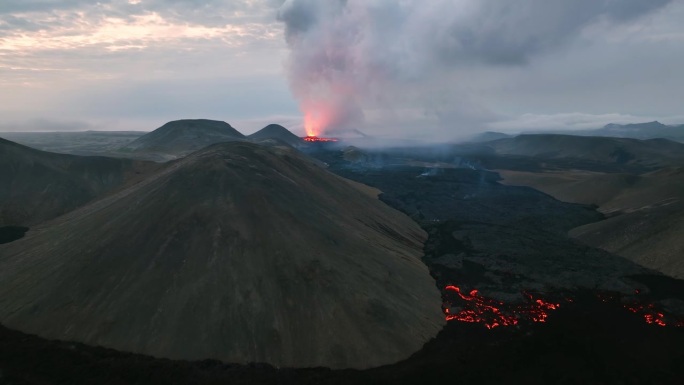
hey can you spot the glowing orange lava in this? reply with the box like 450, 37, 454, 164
624, 303, 668, 327
443, 285, 684, 329
443, 285, 559, 329
303, 136, 339, 143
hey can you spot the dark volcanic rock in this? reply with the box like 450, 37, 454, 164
321, 158, 670, 307
333, 166, 602, 234
0, 142, 443, 369
0, 226, 28, 244
422, 220, 651, 301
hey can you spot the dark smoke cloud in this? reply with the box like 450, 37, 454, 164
277, 0, 673, 136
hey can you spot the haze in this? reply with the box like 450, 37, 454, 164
1, 0, 683, 138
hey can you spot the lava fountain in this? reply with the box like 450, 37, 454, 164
302, 110, 339, 142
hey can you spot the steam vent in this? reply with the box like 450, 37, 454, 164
0, 142, 444, 369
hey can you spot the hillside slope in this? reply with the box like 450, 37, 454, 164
0, 137, 157, 226
0, 142, 443, 369
496, 138, 684, 278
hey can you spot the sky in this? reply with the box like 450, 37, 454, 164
1, 0, 683, 139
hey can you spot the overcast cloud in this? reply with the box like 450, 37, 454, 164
1, 0, 683, 137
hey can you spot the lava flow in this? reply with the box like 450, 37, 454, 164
303, 136, 339, 143
444, 285, 684, 329
443, 285, 560, 329
624, 301, 669, 327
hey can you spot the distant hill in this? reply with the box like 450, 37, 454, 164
487, 134, 684, 169
247, 124, 303, 147
122, 119, 245, 160
0, 137, 157, 227
467, 131, 512, 142
591, 121, 684, 142
544, 121, 684, 142
0, 141, 443, 369
0, 131, 145, 156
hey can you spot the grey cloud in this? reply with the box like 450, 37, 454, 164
0, 14, 44, 31
0, 0, 105, 14
277, 0, 326, 41
0, 0, 281, 32
277, 0, 675, 136
434, 0, 675, 66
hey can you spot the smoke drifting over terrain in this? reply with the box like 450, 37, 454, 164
277, 0, 672, 137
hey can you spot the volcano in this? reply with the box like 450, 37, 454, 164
122, 119, 245, 160
0, 141, 444, 369
247, 124, 304, 147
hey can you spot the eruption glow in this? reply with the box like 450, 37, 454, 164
304, 110, 327, 137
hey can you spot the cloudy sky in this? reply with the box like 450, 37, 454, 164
1, 0, 683, 138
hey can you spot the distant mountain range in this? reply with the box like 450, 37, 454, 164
580, 121, 684, 142
468, 121, 684, 144
486, 134, 684, 169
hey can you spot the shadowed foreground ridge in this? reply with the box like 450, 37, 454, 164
0, 141, 443, 369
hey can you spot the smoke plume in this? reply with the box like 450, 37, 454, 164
277, 0, 672, 137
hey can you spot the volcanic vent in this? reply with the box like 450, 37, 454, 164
0, 142, 444, 369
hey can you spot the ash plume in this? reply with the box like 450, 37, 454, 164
277, 0, 672, 138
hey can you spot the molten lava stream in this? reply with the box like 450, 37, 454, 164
443, 285, 684, 329
442, 285, 559, 329
624, 302, 668, 327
